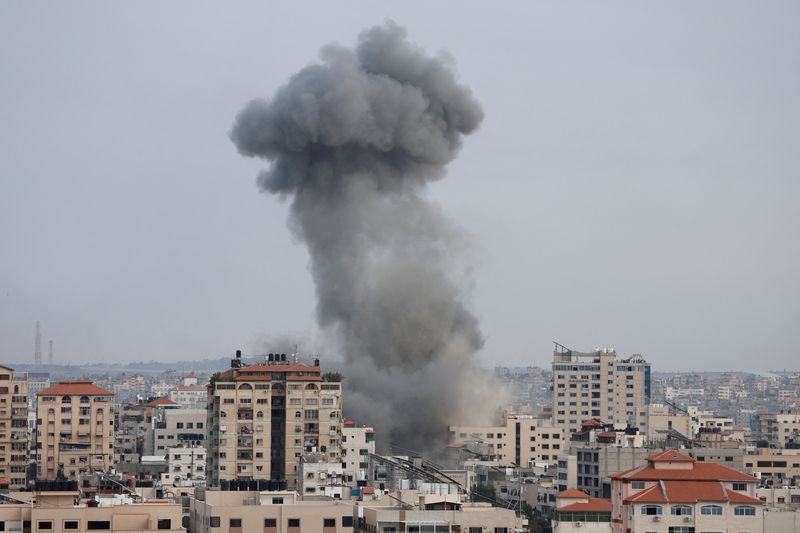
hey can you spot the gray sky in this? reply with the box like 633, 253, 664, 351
1, 2, 798, 371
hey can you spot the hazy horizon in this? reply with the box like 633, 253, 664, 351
1, 2, 798, 372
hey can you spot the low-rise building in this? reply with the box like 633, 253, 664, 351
190, 489, 354, 533
552, 489, 611, 533
610, 450, 763, 533
162, 446, 206, 487
0, 486, 183, 533
299, 457, 347, 499
341, 423, 374, 487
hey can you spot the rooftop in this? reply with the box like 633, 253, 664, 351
38, 380, 113, 397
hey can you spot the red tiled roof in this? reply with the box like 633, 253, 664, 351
648, 450, 694, 462
625, 480, 762, 505
582, 419, 604, 427
557, 498, 612, 513
612, 460, 756, 481
557, 489, 590, 499
38, 380, 113, 396
0, 478, 10, 486
145, 397, 178, 407
598, 431, 617, 438
361, 487, 376, 494
235, 375, 272, 381
287, 375, 321, 381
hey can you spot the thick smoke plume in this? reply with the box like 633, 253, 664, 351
231, 22, 500, 451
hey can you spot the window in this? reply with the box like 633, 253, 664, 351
323, 519, 336, 527
38, 522, 53, 531
210, 517, 220, 528
641, 505, 662, 515
667, 528, 695, 533
732, 482, 747, 491
288, 519, 300, 528
87, 521, 111, 530
342, 517, 353, 527
632, 481, 645, 489
63, 522, 79, 531
700, 505, 722, 516
734, 505, 756, 516
671, 505, 692, 516
157, 519, 171, 530
272, 497, 284, 504
229, 519, 241, 528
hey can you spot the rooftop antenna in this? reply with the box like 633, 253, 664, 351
48, 340, 53, 365
34, 321, 42, 366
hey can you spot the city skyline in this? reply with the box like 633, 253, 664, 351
2, 3, 799, 372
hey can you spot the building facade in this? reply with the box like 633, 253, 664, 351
552, 345, 650, 434
449, 414, 567, 467
0, 365, 29, 489
341, 423, 375, 486
207, 352, 342, 488
35, 380, 115, 480
610, 450, 763, 533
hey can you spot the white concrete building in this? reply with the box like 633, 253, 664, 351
341, 423, 375, 486
161, 445, 206, 486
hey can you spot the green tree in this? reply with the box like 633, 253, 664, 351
322, 372, 343, 382
470, 483, 496, 502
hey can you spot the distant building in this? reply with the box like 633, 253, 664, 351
341, 422, 374, 486
206, 351, 342, 488
449, 413, 567, 467
610, 450, 763, 533
754, 409, 800, 447
162, 445, 206, 487
551, 344, 651, 434
0, 365, 29, 489
36, 380, 114, 480
169, 385, 207, 409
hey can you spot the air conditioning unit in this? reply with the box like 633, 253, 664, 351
653, 516, 661, 522
683, 516, 692, 522
574, 522, 583, 527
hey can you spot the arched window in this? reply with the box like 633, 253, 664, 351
305, 383, 318, 390
80, 396, 90, 404
96, 408, 104, 418
220, 411, 227, 418
13, 385, 19, 394
295, 411, 302, 418
48, 408, 55, 416
256, 411, 264, 419
671, 505, 692, 516
640, 505, 662, 516
61, 396, 72, 404
734, 506, 756, 516
330, 411, 338, 419
701, 505, 723, 516
238, 383, 252, 390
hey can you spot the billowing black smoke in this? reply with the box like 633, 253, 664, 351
231, 22, 499, 450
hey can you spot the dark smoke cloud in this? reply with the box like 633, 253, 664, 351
231, 22, 501, 450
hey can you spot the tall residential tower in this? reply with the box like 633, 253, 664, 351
206, 351, 342, 488
552, 343, 651, 434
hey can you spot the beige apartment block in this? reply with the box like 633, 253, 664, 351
551, 345, 651, 434
0, 489, 183, 533
190, 489, 354, 533
207, 353, 342, 488
645, 403, 691, 442
755, 409, 800, 447
741, 447, 800, 484
36, 380, 115, 480
449, 414, 567, 467
341, 423, 375, 486
359, 493, 524, 533
0, 365, 29, 490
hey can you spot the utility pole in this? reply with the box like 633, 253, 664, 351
34, 321, 42, 366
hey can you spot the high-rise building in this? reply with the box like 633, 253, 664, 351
0, 365, 29, 489
552, 344, 651, 434
35, 380, 115, 480
207, 351, 342, 488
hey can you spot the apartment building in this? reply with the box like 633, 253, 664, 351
0, 365, 29, 489
299, 457, 347, 498
551, 345, 650, 434
0, 486, 184, 533
553, 489, 612, 533
449, 414, 567, 467
645, 403, 692, 442
207, 352, 342, 488
169, 385, 208, 409
190, 489, 354, 533
754, 409, 800, 447
341, 423, 375, 486
151, 408, 207, 454
741, 447, 800, 485
36, 380, 114, 480
162, 446, 206, 487
610, 450, 763, 533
